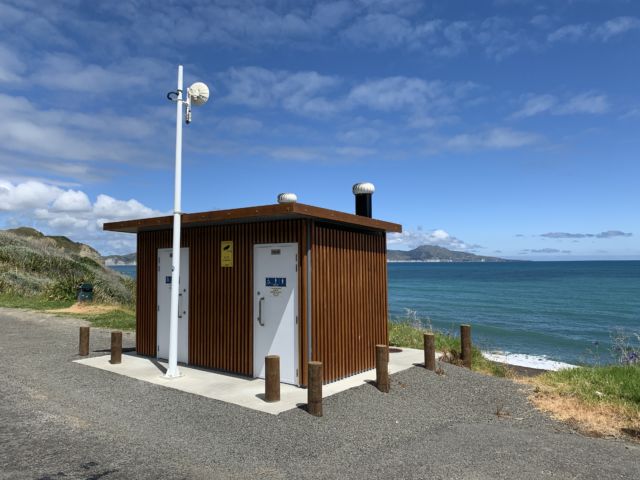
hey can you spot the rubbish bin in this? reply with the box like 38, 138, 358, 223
77, 283, 93, 302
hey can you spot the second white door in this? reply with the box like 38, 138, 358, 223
253, 243, 298, 385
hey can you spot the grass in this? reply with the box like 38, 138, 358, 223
61, 308, 136, 330
528, 364, 640, 439
388, 320, 511, 377
538, 364, 640, 408
0, 293, 135, 330
0, 293, 74, 310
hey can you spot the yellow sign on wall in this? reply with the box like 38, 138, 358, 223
221, 241, 233, 267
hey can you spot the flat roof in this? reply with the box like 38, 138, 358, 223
103, 202, 402, 234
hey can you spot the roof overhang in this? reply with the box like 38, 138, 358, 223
103, 203, 402, 234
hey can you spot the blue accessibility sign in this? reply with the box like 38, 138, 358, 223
265, 277, 286, 287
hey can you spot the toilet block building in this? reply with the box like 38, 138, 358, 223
103, 184, 401, 386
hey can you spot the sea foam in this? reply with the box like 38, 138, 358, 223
482, 351, 577, 371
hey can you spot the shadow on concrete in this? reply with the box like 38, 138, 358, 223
149, 359, 167, 374
93, 347, 136, 354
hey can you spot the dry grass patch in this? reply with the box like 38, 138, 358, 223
521, 366, 640, 441
46, 303, 120, 315
45, 302, 135, 330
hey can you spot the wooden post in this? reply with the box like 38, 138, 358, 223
375, 344, 389, 393
79, 326, 90, 356
110, 331, 122, 364
265, 355, 280, 402
423, 333, 436, 371
307, 361, 323, 417
460, 324, 472, 369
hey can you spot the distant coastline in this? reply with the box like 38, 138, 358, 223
104, 260, 137, 266
388, 245, 514, 263
103, 252, 136, 267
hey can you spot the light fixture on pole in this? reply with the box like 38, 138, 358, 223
164, 65, 210, 378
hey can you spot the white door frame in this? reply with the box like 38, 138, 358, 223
253, 243, 299, 385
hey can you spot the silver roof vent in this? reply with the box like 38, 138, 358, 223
277, 193, 298, 204
352, 182, 375, 195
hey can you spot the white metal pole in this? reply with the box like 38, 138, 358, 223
166, 65, 184, 378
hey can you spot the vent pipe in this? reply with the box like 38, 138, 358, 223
352, 182, 375, 218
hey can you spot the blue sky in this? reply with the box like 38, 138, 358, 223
0, 0, 639, 259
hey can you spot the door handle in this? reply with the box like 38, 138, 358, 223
178, 292, 183, 318
257, 297, 265, 326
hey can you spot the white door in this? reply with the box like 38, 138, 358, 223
157, 248, 189, 363
253, 243, 298, 385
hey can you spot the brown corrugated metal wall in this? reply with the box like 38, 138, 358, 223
135, 218, 388, 385
310, 222, 388, 383
136, 220, 308, 381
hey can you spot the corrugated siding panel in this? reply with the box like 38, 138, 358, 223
311, 222, 388, 383
136, 220, 307, 378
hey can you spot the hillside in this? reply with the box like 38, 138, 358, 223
104, 253, 136, 266
388, 245, 512, 263
0, 228, 135, 305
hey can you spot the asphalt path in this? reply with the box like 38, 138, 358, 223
0, 308, 638, 479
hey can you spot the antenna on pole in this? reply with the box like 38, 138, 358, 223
164, 66, 210, 379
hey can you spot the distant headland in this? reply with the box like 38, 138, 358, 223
387, 245, 516, 263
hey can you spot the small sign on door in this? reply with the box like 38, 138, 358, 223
265, 277, 286, 287
221, 240, 233, 267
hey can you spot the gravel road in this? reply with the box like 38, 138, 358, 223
0, 307, 638, 479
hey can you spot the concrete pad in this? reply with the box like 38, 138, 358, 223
74, 348, 434, 415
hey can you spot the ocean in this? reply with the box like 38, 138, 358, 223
111, 261, 640, 368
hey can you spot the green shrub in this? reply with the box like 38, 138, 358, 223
0, 230, 135, 307
389, 320, 510, 377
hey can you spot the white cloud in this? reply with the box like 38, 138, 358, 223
342, 13, 417, 48
337, 127, 381, 144
0, 43, 26, 83
388, 228, 472, 250
555, 92, 609, 115
0, 93, 162, 181
334, 146, 375, 157
221, 66, 341, 116
445, 127, 541, 150
513, 92, 609, 117
221, 68, 473, 121
268, 147, 325, 162
0, 179, 163, 254
0, 180, 61, 211
30, 53, 169, 93
93, 194, 158, 223
548, 17, 640, 44
530, 14, 552, 29
266, 144, 377, 163
512, 94, 557, 118
340, 14, 540, 60
51, 190, 92, 212
595, 16, 640, 41
547, 24, 589, 43
346, 77, 444, 111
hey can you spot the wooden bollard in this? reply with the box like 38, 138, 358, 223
265, 355, 280, 402
78, 326, 90, 356
375, 344, 389, 393
460, 324, 472, 369
110, 331, 122, 364
307, 361, 323, 417
423, 333, 436, 371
